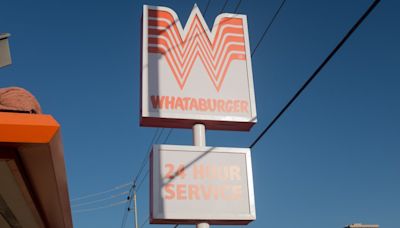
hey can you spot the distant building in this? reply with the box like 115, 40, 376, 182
345, 224, 379, 228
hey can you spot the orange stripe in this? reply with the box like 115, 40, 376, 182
146, 9, 247, 91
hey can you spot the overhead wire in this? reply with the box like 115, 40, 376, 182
133, 128, 164, 184
72, 191, 129, 208
70, 182, 131, 202
251, 0, 287, 57
139, 216, 150, 228
203, 0, 211, 17
73, 199, 129, 213
233, 0, 242, 13
220, 0, 229, 13
249, 0, 381, 148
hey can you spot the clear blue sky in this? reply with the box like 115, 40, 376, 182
1, 0, 399, 227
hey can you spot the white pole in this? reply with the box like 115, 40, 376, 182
196, 222, 210, 228
133, 189, 139, 228
192, 124, 209, 228
193, 124, 206, 146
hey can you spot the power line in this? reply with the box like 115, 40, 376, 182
136, 128, 173, 193
220, 0, 229, 13
139, 216, 150, 228
136, 170, 149, 192
251, 0, 287, 57
70, 182, 131, 202
72, 191, 129, 208
73, 199, 128, 213
233, 0, 242, 13
249, 0, 381, 148
163, 128, 173, 144
134, 128, 164, 184
203, 0, 211, 17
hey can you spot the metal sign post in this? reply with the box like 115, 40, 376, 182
193, 124, 206, 147
193, 123, 208, 228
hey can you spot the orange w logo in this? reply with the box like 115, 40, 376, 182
147, 5, 247, 92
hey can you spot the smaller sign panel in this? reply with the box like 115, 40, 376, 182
150, 144, 256, 225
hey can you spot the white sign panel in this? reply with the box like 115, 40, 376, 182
150, 144, 256, 224
141, 5, 257, 131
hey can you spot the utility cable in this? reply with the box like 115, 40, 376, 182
73, 199, 128, 213
251, 0, 287, 57
203, 0, 211, 17
233, 0, 242, 13
71, 182, 131, 202
136, 128, 173, 193
220, 0, 229, 13
136, 170, 149, 193
133, 128, 164, 184
72, 191, 129, 208
249, 0, 381, 148
140, 216, 150, 228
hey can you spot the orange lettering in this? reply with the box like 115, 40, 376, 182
189, 98, 198, 111
164, 183, 175, 200
207, 99, 217, 111
200, 185, 212, 200
199, 98, 207, 111
165, 163, 174, 179
151, 96, 164, 109
241, 101, 249, 113
226, 100, 233, 112
231, 185, 242, 200
217, 100, 225, 112
176, 184, 186, 200
193, 164, 204, 179
230, 166, 241, 180
165, 96, 175, 109
234, 100, 241, 112
183, 97, 190, 110
188, 184, 200, 200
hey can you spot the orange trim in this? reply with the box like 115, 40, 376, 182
0, 112, 60, 143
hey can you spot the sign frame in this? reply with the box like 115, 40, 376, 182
140, 5, 257, 131
150, 144, 256, 225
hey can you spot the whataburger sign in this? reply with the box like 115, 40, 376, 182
142, 4, 257, 225
141, 4, 257, 131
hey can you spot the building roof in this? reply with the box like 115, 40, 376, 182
0, 112, 73, 228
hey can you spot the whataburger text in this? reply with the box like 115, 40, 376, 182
151, 95, 249, 113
